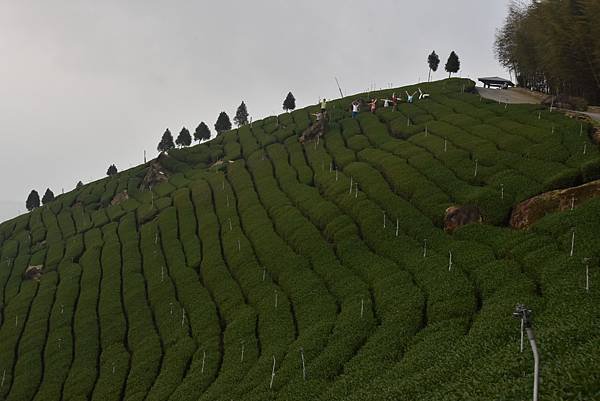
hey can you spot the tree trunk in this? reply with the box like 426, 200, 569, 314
428, 68, 431, 82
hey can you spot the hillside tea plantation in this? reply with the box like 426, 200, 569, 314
0, 79, 598, 401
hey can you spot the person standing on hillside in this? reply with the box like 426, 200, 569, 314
369, 98, 378, 113
351, 100, 360, 118
320, 98, 327, 113
391, 92, 400, 110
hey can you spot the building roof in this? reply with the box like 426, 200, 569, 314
478, 77, 514, 84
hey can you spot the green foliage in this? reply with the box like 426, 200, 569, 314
0, 78, 599, 401
176, 127, 192, 147
215, 111, 233, 133
42, 188, 55, 205
445, 51, 460, 78
235, 101, 250, 127
194, 121, 211, 142
283, 92, 296, 111
158, 128, 175, 152
26, 189, 40, 211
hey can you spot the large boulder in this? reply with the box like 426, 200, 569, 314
24, 265, 43, 281
510, 179, 600, 229
444, 205, 482, 233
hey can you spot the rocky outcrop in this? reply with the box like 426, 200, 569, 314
24, 265, 43, 281
510, 179, 600, 229
140, 154, 170, 191
111, 190, 129, 206
444, 205, 482, 233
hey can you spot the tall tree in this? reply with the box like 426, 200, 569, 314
26, 190, 40, 211
107, 164, 118, 176
194, 122, 211, 142
283, 92, 296, 111
176, 127, 192, 147
214, 112, 232, 134
41, 188, 55, 205
234, 101, 249, 127
157, 128, 175, 152
427, 51, 440, 82
445, 51, 460, 78
76, 181, 84, 189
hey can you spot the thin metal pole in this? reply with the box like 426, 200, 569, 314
269, 356, 276, 389
527, 327, 540, 401
570, 230, 575, 257
300, 348, 306, 381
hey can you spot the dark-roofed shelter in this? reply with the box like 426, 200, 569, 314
478, 77, 515, 89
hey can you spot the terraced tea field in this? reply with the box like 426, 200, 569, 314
0, 78, 598, 401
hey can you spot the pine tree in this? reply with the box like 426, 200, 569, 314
283, 92, 296, 111
41, 188, 55, 205
214, 112, 232, 134
107, 164, 118, 176
194, 122, 211, 142
26, 190, 40, 211
234, 101, 249, 127
76, 181, 84, 189
427, 51, 440, 82
157, 128, 175, 152
445, 51, 460, 78
176, 127, 192, 147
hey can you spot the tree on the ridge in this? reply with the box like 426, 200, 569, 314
427, 51, 440, 82
176, 127, 192, 147
234, 101, 249, 127
107, 164, 118, 176
283, 92, 296, 111
41, 188, 55, 205
214, 112, 232, 134
157, 128, 175, 152
445, 51, 460, 78
26, 190, 40, 211
76, 181, 84, 189
194, 122, 211, 142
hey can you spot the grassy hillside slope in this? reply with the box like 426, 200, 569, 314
0, 78, 598, 401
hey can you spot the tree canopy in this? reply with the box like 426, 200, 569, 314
234, 101, 249, 127
214, 112, 232, 134
427, 51, 440, 82
26, 190, 40, 211
445, 51, 460, 78
157, 128, 175, 152
283, 92, 296, 111
176, 127, 192, 147
42, 188, 55, 205
194, 122, 211, 142
495, 0, 600, 103
107, 164, 118, 176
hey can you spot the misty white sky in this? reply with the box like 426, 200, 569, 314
0, 0, 511, 222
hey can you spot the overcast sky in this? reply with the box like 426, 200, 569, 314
0, 0, 511, 223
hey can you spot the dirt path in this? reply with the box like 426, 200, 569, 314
476, 87, 542, 104
477, 87, 600, 123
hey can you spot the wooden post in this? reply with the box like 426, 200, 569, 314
538, 112, 541, 120
474, 159, 478, 177
571, 196, 575, 211
583, 143, 587, 155
395, 219, 399, 237
423, 239, 427, 258
383, 212, 386, 228
60, 304, 64, 314
226, 195, 230, 207
240, 341, 245, 362
229, 218, 233, 231
170, 302, 174, 315
349, 177, 353, 194
448, 250, 453, 271
181, 308, 186, 328
501, 184, 505, 200
269, 356, 276, 389
520, 317, 524, 353
201, 350, 206, 373
354, 183, 358, 198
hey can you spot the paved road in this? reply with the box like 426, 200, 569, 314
477, 87, 600, 122
476, 87, 541, 104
